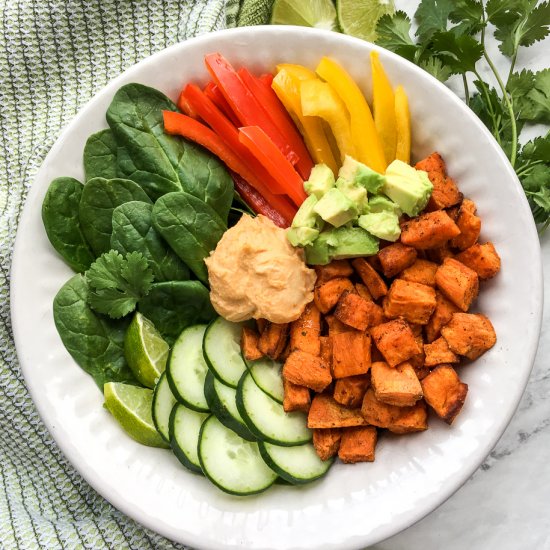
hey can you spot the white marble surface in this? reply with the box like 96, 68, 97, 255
374, 4, 550, 549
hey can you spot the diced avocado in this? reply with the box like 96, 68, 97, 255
287, 226, 320, 247
328, 226, 379, 258
338, 155, 386, 193
335, 177, 368, 212
368, 194, 402, 215
382, 159, 433, 216
358, 211, 401, 242
305, 232, 332, 265
291, 194, 323, 230
304, 163, 335, 198
313, 188, 358, 227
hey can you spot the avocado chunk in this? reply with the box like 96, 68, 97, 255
338, 155, 386, 193
287, 226, 320, 247
382, 160, 433, 216
313, 188, 358, 227
291, 194, 323, 230
305, 232, 332, 265
328, 226, 379, 258
304, 163, 335, 198
335, 177, 368, 213
358, 211, 401, 242
367, 194, 402, 215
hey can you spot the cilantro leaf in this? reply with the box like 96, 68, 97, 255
523, 69, 550, 123
375, 11, 417, 61
449, 0, 485, 34
86, 250, 154, 319
521, 133, 550, 163
418, 56, 453, 82
415, 0, 455, 42
429, 31, 484, 74
507, 69, 537, 119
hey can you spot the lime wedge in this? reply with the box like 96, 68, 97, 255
337, 0, 395, 42
124, 312, 169, 388
104, 382, 168, 448
271, 0, 339, 31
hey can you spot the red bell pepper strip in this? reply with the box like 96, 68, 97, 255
259, 73, 274, 87
204, 53, 299, 166
177, 91, 200, 119
238, 125, 307, 207
238, 67, 314, 180
203, 81, 241, 127
162, 111, 297, 225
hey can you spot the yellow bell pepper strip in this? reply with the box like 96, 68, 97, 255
315, 56, 386, 174
276, 63, 317, 81
300, 78, 356, 164
394, 85, 411, 164
370, 51, 397, 168
271, 69, 338, 175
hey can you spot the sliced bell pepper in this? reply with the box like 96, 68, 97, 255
371, 51, 397, 168
300, 78, 356, 163
177, 91, 200, 119
203, 81, 241, 127
316, 56, 386, 174
276, 63, 317, 81
259, 73, 274, 86
394, 85, 411, 164
238, 125, 307, 207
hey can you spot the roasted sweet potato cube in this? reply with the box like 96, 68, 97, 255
334, 292, 371, 331
378, 243, 418, 278
408, 327, 426, 373
283, 379, 311, 413
308, 394, 367, 428
315, 260, 354, 284
400, 211, 461, 250
355, 283, 373, 301
258, 322, 289, 360
241, 326, 264, 361
370, 361, 423, 406
338, 426, 377, 463
400, 259, 438, 287
421, 365, 468, 424
425, 291, 461, 343
256, 318, 267, 334
314, 277, 355, 314
388, 400, 428, 434
283, 350, 332, 392
435, 258, 479, 311
370, 319, 422, 367
333, 374, 370, 408
450, 200, 481, 250
441, 313, 496, 360
425, 243, 454, 263
424, 337, 459, 366
313, 428, 342, 460
326, 315, 351, 335
383, 279, 437, 325
290, 302, 321, 356
455, 242, 501, 280
332, 331, 371, 378
351, 258, 388, 299
319, 335, 333, 368
415, 152, 462, 210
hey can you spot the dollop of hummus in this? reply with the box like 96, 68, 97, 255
205, 214, 316, 323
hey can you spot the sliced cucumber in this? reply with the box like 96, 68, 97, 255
152, 371, 177, 442
236, 371, 311, 446
169, 404, 209, 474
203, 317, 247, 388
246, 357, 284, 404
198, 415, 278, 495
167, 324, 209, 412
204, 371, 256, 442
259, 441, 334, 485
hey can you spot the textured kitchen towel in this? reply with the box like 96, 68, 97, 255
0, 1, 271, 548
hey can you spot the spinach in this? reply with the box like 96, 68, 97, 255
42, 177, 95, 272
53, 274, 138, 390
138, 281, 216, 345
83, 129, 118, 181
106, 83, 233, 220
152, 191, 226, 283
111, 201, 190, 282
79, 177, 151, 256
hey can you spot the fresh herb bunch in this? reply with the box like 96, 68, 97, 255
376, 0, 550, 231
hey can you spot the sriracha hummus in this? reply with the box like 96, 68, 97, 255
205, 214, 316, 323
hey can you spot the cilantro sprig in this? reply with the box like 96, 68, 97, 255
376, 0, 550, 231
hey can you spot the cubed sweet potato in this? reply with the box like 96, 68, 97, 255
408, 327, 427, 374
335, 292, 385, 331
425, 291, 461, 343
441, 313, 496, 360
421, 365, 468, 424
258, 322, 289, 360
338, 426, 378, 463
383, 279, 437, 325
415, 152, 462, 210
370, 361, 423, 406
355, 283, 373, 301
308, 394, 367, 428
435, 258, 479, 311
290, 302, 321, 356
283, 350, 332, 392
320, 335, 333, 369
400, 211, 461, 249
314, 259, 354, 284
333, 374, 370, 408
332, 331, 371, 378
313, 428, 342, 460
241, 327, 263, 361
424, 337, 459, 366
314, 277, 355, 314
450, 199, 481, 250
378, 243, 418, 278
400, 259, 438, 287
325, 315, 351, 336
455, 242, 501, 280
256, 318, 267, 334
370, 319, 422, 367
388, 400, 428, 434
283, 379, 311, 413
352, 258, 388, 299
425, 243, 454, 263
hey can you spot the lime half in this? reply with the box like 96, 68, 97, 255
104, 382, 168, 448
337, 0, 395, 42
271, 0, 339, 31
124, 312, 169, 388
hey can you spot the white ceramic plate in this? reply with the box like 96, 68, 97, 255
11, 26, 543, 549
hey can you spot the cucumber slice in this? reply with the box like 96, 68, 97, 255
246, 357, 284, 404
236, 371, 311, 446
167, 325, 209, 412
152, 371, 176, 442
259, 441, 334, 485
204, 371, 256, 441
198, 415, 278, 495
203, 317, 247, 388
169, 404, 209, 474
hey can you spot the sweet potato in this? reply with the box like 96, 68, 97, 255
408, 326, 427, 375
400, 210, 461, 250
421, 365, 468, 424
289, 302, 321, 356
455, 242, 501, 280
338, 426, 377, 463
283, 350, 332, 392
424, 337, 459, 366
283, 379, 311, 413
333, 374, 370, 408
314, 277, 355, 314
256, 318, 267, 334
370, 361, 423, 407
425, 243, 454, 263
400, 259, 438, 287
378, 243, 418, 278
441, 313, 496, 360
435, 258, 479, 311
388, 400, 428, 434
370, 319, 422, 367
308, 394, 367, 428
383, 279, 437, 325
313, 428, 342, 460
326, 315, 352, 335
355, 283, 373, 301
320, 335, 333, 369
335, 292, 384, 331
450, 199, 481, 250
425, 291, 461, 343
241, 327, 263, 361
332, 331, 371, 378
415, 152, 462, 210
315, 259, 354, 284
258, 322, 289, 360
351, 258, 388, 299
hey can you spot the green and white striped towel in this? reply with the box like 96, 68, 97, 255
0, 1, 272, 547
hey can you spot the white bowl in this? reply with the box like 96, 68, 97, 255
11, 26, 543, 549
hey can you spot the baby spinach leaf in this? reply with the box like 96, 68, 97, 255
42, 177, 95, 272
79, 177, 151, 256
83, 129, 118, 181
110, 201, 190, 282
138, 281, 216, 345
152, 191, 226, 283
53, 274, 138, 390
